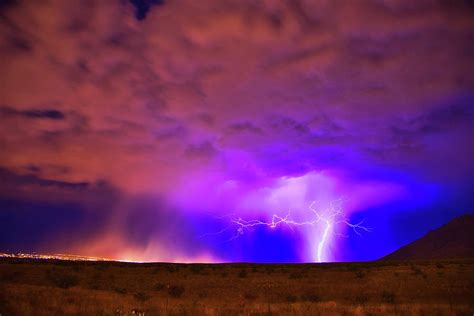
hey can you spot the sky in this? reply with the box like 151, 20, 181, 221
0, 0, 473, 263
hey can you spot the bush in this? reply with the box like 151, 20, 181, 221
346, 265, 360, 272
355, 294, 368, 306
190, 265, 204, 274
301, 292, 320, 302
354, 270, 365, 279
114, 287, 127, 295
244, 292, 257, 300
46, 270, 79, 289
238, 269, 248, 278
168, 285, 185, 298
94, 264, 106, 271
381, 291, 396, 304
264, 266, 275, 274
411, 265, 423, 275
286, 295, 297, 303
411, 265, 427, 279
134, 292, 151, 302
154, 283, 165, 291
167, 265, 179, 273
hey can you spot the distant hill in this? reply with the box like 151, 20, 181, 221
383, 214, 474, 260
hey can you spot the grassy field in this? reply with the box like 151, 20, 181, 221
0, 258, 472, 315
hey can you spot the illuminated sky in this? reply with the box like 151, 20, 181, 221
0, 0, 473, 262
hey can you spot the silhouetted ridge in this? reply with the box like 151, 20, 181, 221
383, 214, 474, 260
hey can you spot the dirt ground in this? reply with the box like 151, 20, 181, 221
0, 258, 472, 315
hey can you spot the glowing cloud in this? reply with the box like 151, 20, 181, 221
215, 199, 370, 262
197, 171, 404, 262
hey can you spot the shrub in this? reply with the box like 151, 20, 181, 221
354, 270, 365, 279
154, 283, 165, 291
114, 287, 127, 295
190, 265, 203, 274
411, 265, 428, 279
244, 292, 257, 300
238, 269, 248, 278
411, 265, 423, 275
134, 292, 151, 302
346, 265, 358, 272
286, 295, 297, 303
355, 294, 368, 306
46, 271, 79, 289
381, 291, 396, 304
301, 292, 320, 302
94, 264, 106, 271
264, 266, 275, 274
168, 285, 185, 298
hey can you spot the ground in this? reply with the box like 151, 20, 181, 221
0, 258, 473, 315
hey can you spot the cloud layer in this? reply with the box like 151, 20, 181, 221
0, 0, 473, 261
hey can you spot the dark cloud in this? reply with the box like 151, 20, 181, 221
0, 166, 121, 254
23, 109, 65, 120
0, 167, 88, 190
0, 183, 120, 253
6, 35, 32, 52
227, 122, 263, 135
0, 0, 17, 11
0, 106, 65, 120
268, 116, 311, 138
0, 198, 92, 252
390, 95, 474, 136
129, 0, 165, 20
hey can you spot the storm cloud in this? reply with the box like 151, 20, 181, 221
0, 0, 473, 262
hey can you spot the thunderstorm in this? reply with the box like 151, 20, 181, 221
204, 199, 371, 262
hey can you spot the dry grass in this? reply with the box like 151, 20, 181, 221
0, 258, 473, 315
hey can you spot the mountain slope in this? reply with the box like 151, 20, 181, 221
383, 214, 474, 260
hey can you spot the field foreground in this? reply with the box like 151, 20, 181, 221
0, 258, 473, 315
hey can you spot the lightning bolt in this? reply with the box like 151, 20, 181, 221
317, 219, 331, 263
201, 199, 371, 262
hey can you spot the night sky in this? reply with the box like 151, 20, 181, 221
0, 0, 473, 263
